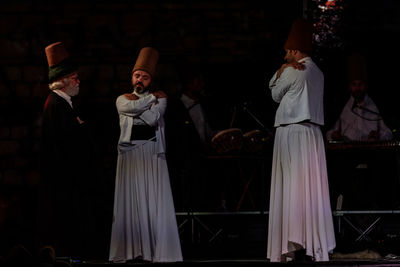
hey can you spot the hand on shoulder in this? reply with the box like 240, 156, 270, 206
289, 61, 305, 70
276, 61, 305, 79
152, 90, 167, 99
123, 93, 139, 100
331, 130, 342, 141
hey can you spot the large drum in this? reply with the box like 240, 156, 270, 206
242, 129, 265, 153
211, 128, 243, 154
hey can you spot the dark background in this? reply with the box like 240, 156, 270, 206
0, 0, 399, 260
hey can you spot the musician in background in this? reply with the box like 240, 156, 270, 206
165, 68, 218, 211
326, 53, 392, 142
326, 53, 397, 211
166, 69, 216, 150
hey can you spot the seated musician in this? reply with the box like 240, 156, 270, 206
165, 68, 217, 155
326, 53, 392, 142
326, 54, 397, 210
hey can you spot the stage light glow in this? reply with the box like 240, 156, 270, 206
311, 0, 346, 60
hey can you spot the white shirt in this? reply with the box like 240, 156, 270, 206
53, 89, 73, 108
269, 57, 324, 127
326, 95, 392, 141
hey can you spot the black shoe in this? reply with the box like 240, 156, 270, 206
294, 249, 313, 262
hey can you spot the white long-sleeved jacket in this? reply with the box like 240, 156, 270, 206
116, 91, 167, 154
269, 57, 324, 127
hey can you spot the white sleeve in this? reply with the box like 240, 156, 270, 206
326, 119, 341, 140
116, 94, 157, 117
269, 68, 294, 103
269, 72, 278, 88
139, 98, 167, 127
378, 119, 393, 141
368, 98, 393, 141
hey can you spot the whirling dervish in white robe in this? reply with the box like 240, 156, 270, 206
267, 56, 336, 262
109, 91, 182, 263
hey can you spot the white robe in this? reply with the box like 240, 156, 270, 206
267, 57, 336, 262
109, 92, 182, 263
268, 123, 335, 262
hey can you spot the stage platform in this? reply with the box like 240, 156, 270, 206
67, 257, 400, 267
52, 210, 400, 267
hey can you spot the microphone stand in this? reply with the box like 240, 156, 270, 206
357, 106, 381, 117
352, 101, 400, 141
242, 103, 273, 136
351, 103, 382, 122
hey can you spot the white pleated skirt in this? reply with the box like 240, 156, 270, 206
109, 141, 183, 263
267, 123, 336, 262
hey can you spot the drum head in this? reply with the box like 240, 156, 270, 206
242, 129, 273, 153
211, 128, 243, 154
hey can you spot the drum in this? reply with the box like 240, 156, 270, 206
211, 128, 243, 154
242, 129, 267, 153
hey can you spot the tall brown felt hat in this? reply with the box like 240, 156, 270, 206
284, 19, 313, 54
45, 42, 77, 83
132, 47, 159, 77
347, 53, 368, 83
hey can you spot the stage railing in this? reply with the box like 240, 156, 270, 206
176, 210, 400, 244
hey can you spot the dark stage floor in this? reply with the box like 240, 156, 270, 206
68, 258, 400, 267
50, 211, 400, 267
